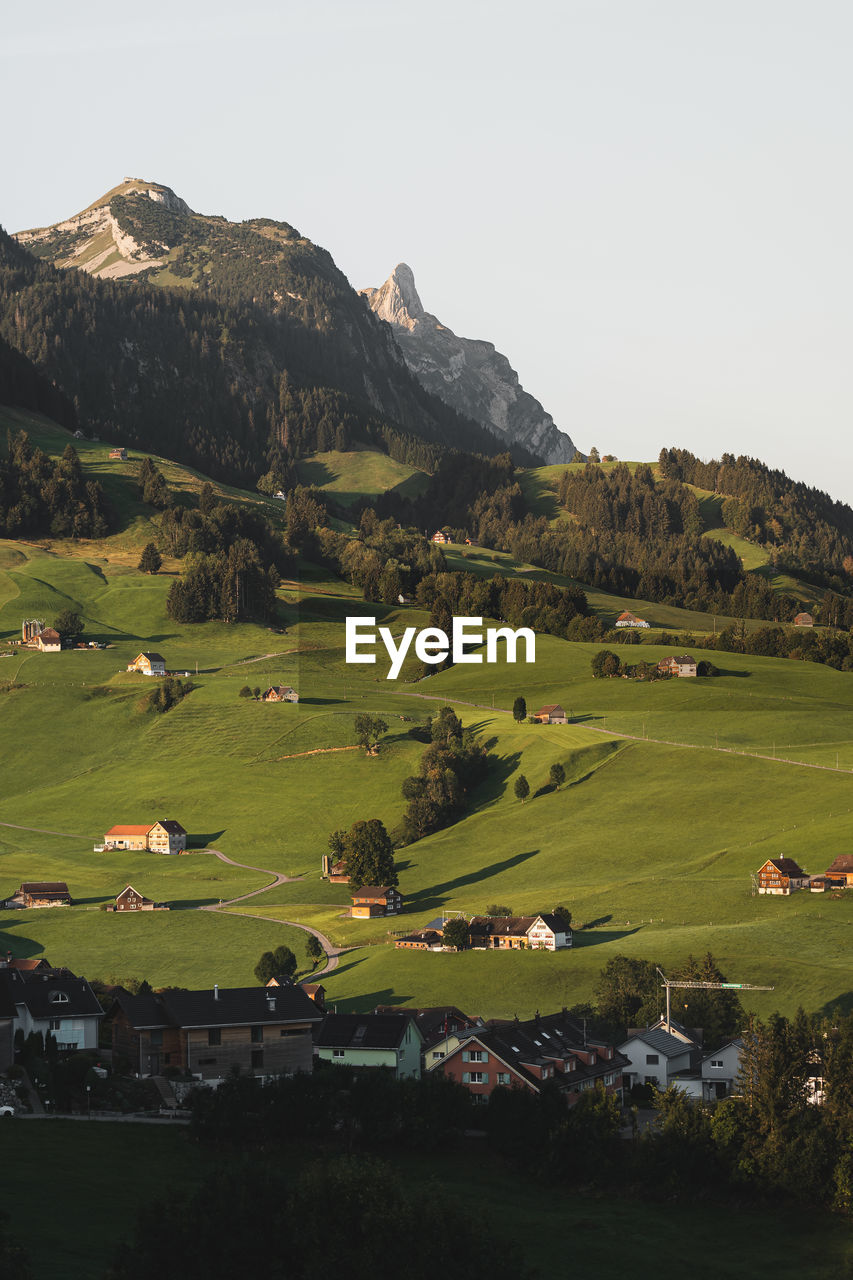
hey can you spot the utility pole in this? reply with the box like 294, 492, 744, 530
656, 967, 774, 1034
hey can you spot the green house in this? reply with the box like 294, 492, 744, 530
315, 1013, 423, 1079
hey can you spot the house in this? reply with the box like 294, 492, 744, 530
701, 1038, 744, 1101
273, 490, 286, 501
794, 612, 814, 627
108, 983, 322, 1080
297, 983, 326, 1010
431, 1009, 627, 1105
103, 821, 187, 854
395, 929, 444, 950
112, 885, 169, 913
146, 820, 187, 855
467, 914, 572, 951
397, 593, 413, 605
374, 1005, 483, 1070
615, 611, 650, 628
658, 654, 698, 678
108, 447, 128, 460
0, 967, 103, 1052
532, 704, 568, 724
0, 955, 52, 973
34, 627, 61, 653
7, 882, 72, 909
464, 538, 481, 547
824, 854, 853, 887
127, 652, 166, 676
314, 1013, 423, 1078
262, 685, 299, 703
618, 1024, 701, 1092
350, 886, 403, 917
756, 857, 810, 895
431, 530, 450, 544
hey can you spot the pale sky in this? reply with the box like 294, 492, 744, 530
4, 0, 852, 503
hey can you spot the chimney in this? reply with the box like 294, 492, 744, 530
214, 984, 219, 1000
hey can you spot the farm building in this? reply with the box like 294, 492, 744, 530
794, 612, 814, 627
350, 886, 403, 918
658, 654, 698, 678
127, 652, 166, 676
468, 913, 572, 950
261, 685, 299, 702
111, 885, 170, 913
431, 530, 450, 544
108, 447, 127, 460
824, 855, 853, 887
615, 611, 650, 628
296, 982, 326, 1010
395, 929, 444, 950
33, 627, 61, 653
6, 882, 72, 909
755, 858, 811, 894
432, 1009, 627, 1105
321, 855, 349, 882
108, 983, 322, 1080
102, 821, 187, 854
532, 703, 568, 724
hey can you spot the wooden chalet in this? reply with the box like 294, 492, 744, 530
350, 886, 403, 918
108, 983, 322, 1079
108, 447, 128, 460
794, 612, 814, 627
127, 652, 166, 676
262, 685, 299, 703
430, 530, 450, 544
824, 854, 853, 887
755, 857, 810, 895
111, 885, 169, 913
658, 654, 698, 678
8, 882, 71, 909
103, 824, 151, 851
615, 610, 649, 628
103, 820, 187, 854
431, 1010, 627, 1105
532, 703, 568, 724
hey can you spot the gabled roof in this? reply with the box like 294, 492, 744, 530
620, 1027, 694, 1058
825, 854, 853, 874
19, 882, 70, 894
531, 913, 571, 933
315, 1013, 421, 1051
151, 820, 186, 835
137, 652, 165, 663
105, 825, 152, 837
469, 915, 535, 937
113, 984, 322, 1030
764, 857, 808, 878
535, 704, 564, 716
116, 885, 152, 903
352, 886, 399, 898
374, 1005, 480, 1046
38, 628, 60, 641
672, 654, 696, 663
2, 969, 103, 1020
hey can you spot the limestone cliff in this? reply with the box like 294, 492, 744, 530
361, 264, 579, 464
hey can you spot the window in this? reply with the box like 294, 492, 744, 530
333, 1049, 345, 1058
48, 991, 69, 1004
645, 1054, 659, 1065
469, 1071, 487, 1084
469, 1049, 487, 1063
208, 1028, 222, 1047
250, 1026, 264, 1043
433, 1051, 445, 1061
251, 1050, 264, 1069
496, 1073, 511, 1086
710, 1059, 723, 1068
48, 1018, 61, 1031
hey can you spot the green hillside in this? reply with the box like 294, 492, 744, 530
1, 414, 852, 1020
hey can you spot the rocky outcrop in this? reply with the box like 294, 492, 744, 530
361, 264, 579, 464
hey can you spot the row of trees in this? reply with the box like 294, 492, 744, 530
0, 431, 109, 539
398, 707, 489, 842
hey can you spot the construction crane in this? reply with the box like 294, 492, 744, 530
656, 967, 774, 1033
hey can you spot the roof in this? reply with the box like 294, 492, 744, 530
38, 628, 60, 641
114, 984, 323, 1030
2, 969, 103, 1020
620, 1027, 695, 1059
535, 704, 564, 716
617, 611, 639, 620
352, 886, 399, 898
374, 1005, 480, 1046
138, 652, 165, 663
152, 820, 186, 835
469, 915, 536, 938
105, 825, 152, 837
531, 913, 572, 933
19, 882, 70, 894
825, 854, 853, 874
765, 857, 808, 878
672, 654, 696, 663
117, 885, 152, 902
315, 1013, 420, 1051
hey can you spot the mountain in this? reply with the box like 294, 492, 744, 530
361, 263, 579, 465
4, 181, 538, 485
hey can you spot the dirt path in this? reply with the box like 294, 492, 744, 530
232, 649, 298, 666
0, 821, 86, 839
276, 745, 360, 761
198, 850, 341, 973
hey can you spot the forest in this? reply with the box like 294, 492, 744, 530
0, 431, 109, 539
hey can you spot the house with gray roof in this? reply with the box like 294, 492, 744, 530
618, 1025, 701, 1092
314, 1013, 423, 1078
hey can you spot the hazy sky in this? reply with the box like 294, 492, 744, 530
4, 0, 852, 502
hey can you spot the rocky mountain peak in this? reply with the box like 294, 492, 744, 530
361, 264, 580, 465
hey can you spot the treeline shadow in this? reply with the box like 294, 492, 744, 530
408, 849, 539, 913
189, 831, 226, 848
573, 927, 641, 948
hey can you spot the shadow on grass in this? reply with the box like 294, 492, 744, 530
188, 831, 226, 848
818, 990, 853, 1017
408, 849, 539, 913
573, 927, 642, 947
327, 987, 414, 1013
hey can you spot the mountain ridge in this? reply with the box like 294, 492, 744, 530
362, 262, 580, 466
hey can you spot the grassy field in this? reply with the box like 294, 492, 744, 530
2, 415, 852, 1022
3, 1122, 850, 1280
295, 447, 429, 506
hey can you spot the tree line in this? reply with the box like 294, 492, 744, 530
0, 431, 109, 539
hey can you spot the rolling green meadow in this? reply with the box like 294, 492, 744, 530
1, 411, 852, 1024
